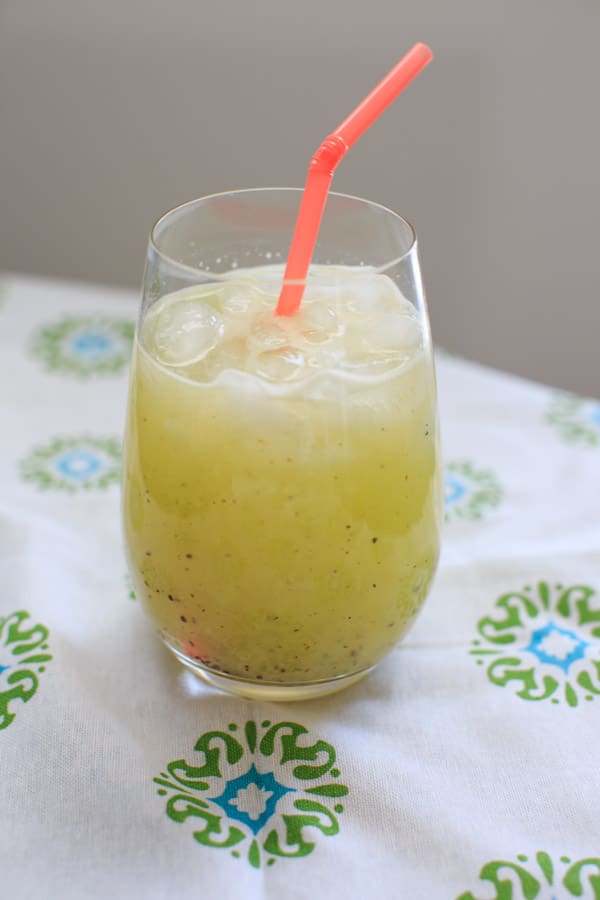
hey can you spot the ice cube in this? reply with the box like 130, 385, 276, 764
151, 298, 224, 367
296, 301, 341, 344
222, 286, 252, 316
253, 346, 305, 382
248, 312, 289, 353
340, 313, 415, 375
339, 352, 404, 376
365, 313, 422, 353
220, 284, 256, 341
345, 274, 396, 316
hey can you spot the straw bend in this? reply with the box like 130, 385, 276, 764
276, 42, 432, 317
310, 135, 349, 176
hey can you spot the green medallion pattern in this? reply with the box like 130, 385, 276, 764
444, 460, 503, 522
457, 851, 600, 899
470, 580, 600, 706
0, 611, 52, 731
154, 719, 349, 868
20, 435, 121, 492
545, 392, 600, 448
32, 316, 134, 377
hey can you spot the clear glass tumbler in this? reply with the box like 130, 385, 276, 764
123, 189, 442, 700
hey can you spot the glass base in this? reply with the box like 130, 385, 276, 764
165, 639, 374, 701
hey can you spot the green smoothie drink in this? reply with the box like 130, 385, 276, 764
123, 199, 442, 701
123, 46, 438, 698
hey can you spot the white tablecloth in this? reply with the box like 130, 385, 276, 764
2, 272, 600, 899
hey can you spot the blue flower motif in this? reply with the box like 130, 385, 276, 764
69, 330, 114, 361
20, 435, 121, 492
155, 720, 348, 868
32, 316, 134, 377
55, 450, 103, 480
523, 621, 590, 674
471, 581, 600, 707
210, 764, 295, 836
444, 461, 503, 522
444, 474, 467, 507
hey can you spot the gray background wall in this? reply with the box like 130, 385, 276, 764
1, 0, 599, 395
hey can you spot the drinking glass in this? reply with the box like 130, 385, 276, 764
123, 189, 442, 700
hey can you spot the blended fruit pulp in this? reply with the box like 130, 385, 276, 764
123, 264, 441, 684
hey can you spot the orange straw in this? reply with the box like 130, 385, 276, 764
275, 43, 433, 317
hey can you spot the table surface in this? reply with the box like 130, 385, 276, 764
2, 272, 600, 900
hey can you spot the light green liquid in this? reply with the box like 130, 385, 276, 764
123, 266, 441, 685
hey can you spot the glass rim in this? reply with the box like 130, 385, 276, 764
149, 187, 418, 283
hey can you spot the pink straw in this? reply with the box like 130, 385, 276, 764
275, 43, 433, 317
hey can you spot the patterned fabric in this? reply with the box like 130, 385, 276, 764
31, 316, 134, 376
458, 852, 600, 899
0, 611, 52, 730
154, 720, 348, 869
444, 460, 503, 521
20, 434, 121, 492
1, 273, 599, 899
470, 581, 600, 707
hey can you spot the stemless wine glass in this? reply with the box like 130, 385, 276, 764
122, 189, 442, 701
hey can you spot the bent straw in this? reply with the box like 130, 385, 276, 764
275, 43, 432, 317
